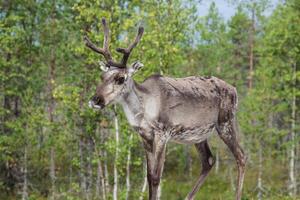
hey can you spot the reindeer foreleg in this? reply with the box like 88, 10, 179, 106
143, 134, 167, 200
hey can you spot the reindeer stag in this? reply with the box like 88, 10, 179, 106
85, 18, 247, 200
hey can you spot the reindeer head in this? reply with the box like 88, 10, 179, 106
85, 18, 144, 109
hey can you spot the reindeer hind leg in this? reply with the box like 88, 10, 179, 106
185, 140, 215, 200
216, 119, 247, 200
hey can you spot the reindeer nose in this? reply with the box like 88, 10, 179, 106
89, 96, 104, 109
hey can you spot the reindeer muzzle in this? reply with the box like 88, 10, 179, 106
89, 100, 104, 110
89, 96, 105, 110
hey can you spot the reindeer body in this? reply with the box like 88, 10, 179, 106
120, 75, 237, 145
85, 18, 247, 200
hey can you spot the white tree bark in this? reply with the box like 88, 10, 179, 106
139, 162, 148, 200
96, 163, 100, 198
79, 138, 87, 197
50, 147, 56, 200
296, 141, 299, 196
86, 139, 93, 200
95, 126, 107, 200
68, 150, 73, 193
96, 153, 106, 200
257, 144, 263, 200
248, 4, 255, 90
100, 127, 110, 195
104, 150, 110, 194
22, 146, 28, 200
113, 105, 120, 200
95, 147, 106, 200
157, 182, 162, 200
289, 62, 297, 197
125, 133, 133, 200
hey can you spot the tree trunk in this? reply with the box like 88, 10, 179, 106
139, 161, 148, 200
96, 150, 106, 200
48, 37, 56, 200
113, 106, 119, 200
104, 150, 110, 194
297, 140, 299, 196
48, 1, 57, 197
289, 62, 297, 197
50, 147, 56, 200
21, 146, 28, 200
86, 138, 93, 200
257, 143, 263, 200
158, 182, 162, 200
95, 126, 106, 200
2, 53, 12, 134
248, 6, 255, 90
68, 147, 73, 193
79, 138, 87, 198
125, 133, 133, 200
102, 128, 110, 197
96, 160, 100, 197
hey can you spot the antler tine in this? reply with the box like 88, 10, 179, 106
84, 18, 144, 68
116, 26, 144, 67
101, 18, 110, 54
84, 36, 105, 55
84, 18, 113, 62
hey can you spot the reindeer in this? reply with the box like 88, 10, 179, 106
85, 18, 247, 200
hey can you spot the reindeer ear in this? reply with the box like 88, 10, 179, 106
99, 61, 109, 72
128, 61, 144, 76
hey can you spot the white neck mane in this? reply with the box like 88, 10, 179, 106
119, 80, 143, 127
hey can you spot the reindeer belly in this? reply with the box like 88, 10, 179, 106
169, 123, 215, 144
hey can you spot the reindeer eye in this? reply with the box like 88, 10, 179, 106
115, 76, 125, 85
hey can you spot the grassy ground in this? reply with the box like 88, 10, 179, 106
161, 163, 299, 200
159, 136, 299, 200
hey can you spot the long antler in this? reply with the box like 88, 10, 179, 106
84, 18, 144, 68
116, 26, 144, 67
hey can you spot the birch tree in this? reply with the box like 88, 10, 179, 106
113, 105, 119, 200
125, 133, 133, 200
258, 1, 300, 197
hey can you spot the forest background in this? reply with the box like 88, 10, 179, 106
1, 0, 299, 199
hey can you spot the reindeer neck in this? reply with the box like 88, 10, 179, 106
119, 79, 144, 127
